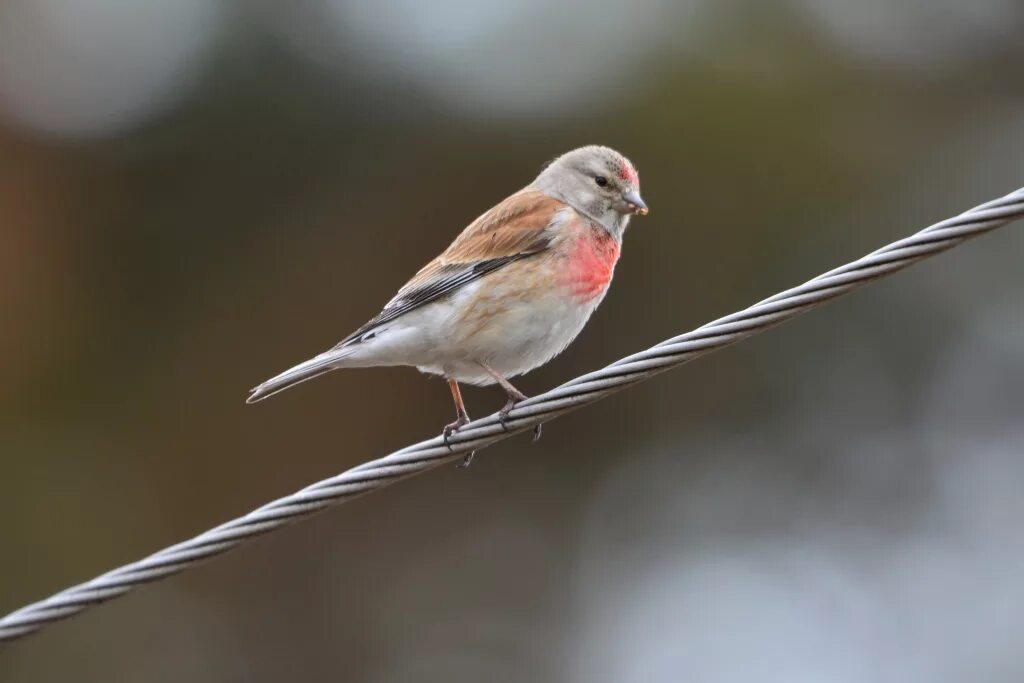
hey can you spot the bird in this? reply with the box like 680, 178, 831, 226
247, 145, 648, 462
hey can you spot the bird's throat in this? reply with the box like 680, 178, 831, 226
564, 228, 621, 303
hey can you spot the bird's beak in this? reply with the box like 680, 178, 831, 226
622, 190, 649, 216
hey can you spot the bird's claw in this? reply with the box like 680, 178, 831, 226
443, 415, 476, 467
442, 415, 470, 452
498, 398, 543, 443
498, 407, 513, 432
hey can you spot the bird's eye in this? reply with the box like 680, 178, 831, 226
595, 176, 608, 187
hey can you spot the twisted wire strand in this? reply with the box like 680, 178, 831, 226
3, 187, 1023, 644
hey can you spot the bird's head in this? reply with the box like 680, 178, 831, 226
534, 145, 647, 237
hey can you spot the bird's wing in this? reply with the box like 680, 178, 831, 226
336, 188, 565, 347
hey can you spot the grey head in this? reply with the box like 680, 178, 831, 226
532, 145, 648, 238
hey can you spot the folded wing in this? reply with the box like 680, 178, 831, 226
337, 188, 564, 346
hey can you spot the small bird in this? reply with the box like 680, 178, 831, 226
247, 145, 647, 459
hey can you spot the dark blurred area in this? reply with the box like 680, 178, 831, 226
2, 0, 1023, 680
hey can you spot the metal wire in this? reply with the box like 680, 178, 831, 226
3, 187, 1023, 645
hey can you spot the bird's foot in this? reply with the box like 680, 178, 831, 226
497, 392, 542, 442
442, 414, 471, 451
443, 415, 477, 468
497, 396, 521, 432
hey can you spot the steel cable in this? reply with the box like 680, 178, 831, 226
2, 186, 1022, 644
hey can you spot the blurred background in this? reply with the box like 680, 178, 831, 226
2, 0, 1023, 680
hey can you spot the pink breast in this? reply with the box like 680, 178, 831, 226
564, 229, 621, 302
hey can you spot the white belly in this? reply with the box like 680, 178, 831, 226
438, 281, 606, 385
342, 276, 608, 386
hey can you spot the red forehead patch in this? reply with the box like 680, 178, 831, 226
617, 160, 639, 184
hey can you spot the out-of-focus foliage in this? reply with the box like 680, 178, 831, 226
2, 1, 1023, 680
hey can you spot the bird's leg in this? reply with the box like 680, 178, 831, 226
443, 379, 476, 467
479, 362, 542, 442
443, 379, 471, 443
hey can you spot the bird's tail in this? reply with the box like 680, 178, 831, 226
246, 346, 358, 404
